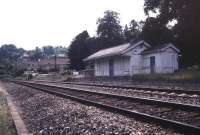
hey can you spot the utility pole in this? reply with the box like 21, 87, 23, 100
54, 53, 57, 72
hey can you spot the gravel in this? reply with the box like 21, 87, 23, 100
60, 84, 200, 106
3, 82, 183, 135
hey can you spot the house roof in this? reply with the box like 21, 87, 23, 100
84, 41, 180, 61
142, 43, 180, 54
84, 40, 150, 61
84, 43, 130, 61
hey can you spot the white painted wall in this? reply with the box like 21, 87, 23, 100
93, 45, 179, 76
143, 47, 179, 74
113, 57, 130, 76
159, 48, 179, 73
94, 57, 130, 76
125, 43, 149, 75
95, 59, 109, 76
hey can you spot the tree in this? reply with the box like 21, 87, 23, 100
124, 20, 140, 42
30, 47, 44, 61
144, 0, 200, 66
97, 10, 124, 49
68, 31, 90, 70
54, 46, 68, 55
0, 44, 24, 75
43, 46, 55, 56
141, 17, 174, 46
0, 44, 20, 61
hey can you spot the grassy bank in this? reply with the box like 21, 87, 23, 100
132, 70, 200, 81
0, 92, 17, 135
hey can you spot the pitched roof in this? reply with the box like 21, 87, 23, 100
84, 40, 150, 61
84, 43, 131, 61
142, 43, 180, 54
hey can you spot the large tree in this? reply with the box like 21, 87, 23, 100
43, 45, 55, 56
30, 47, 44, 61
68, 31, 90, 70
97, 10, 124, 49
141, 17, 174, 46
144, 0, 200, 66
124, 20, 140, 42
0, 44, 24, 75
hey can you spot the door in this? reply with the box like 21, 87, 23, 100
150, 56, 155, 73
109, 59, 114, 76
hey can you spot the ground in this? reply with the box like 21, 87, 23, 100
0, 92, 16, 135
3, 82, 182, 135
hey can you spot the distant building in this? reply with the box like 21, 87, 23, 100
84, 40, 180, 77
18, 53, 69, 72
18, 53, 39, 71
38, 54, 69, 72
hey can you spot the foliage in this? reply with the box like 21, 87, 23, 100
124, 20, 140, 42
29, 47, 44, 61
0, 44, 24, 76
97, 10, 124, 49
144, 0, 200, 66
43, 45, 55, 56
0, 44, 23, 61
141, 17, 174, 46
54, 46, 68, 55
68, 31, 91, 70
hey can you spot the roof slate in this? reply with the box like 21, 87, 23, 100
84, 43, 131, 61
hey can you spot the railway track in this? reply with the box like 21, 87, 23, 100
10, 80, 200, 134
61, 81, 200, 94
31, 80, 200, 94
32, 80, 200, 106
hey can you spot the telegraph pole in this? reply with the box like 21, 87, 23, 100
54, 53, 57, 72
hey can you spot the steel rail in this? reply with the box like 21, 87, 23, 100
15, 80, 200, 111
30, 80, 200, 95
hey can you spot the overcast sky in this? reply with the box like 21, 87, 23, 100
0, 0, 146, 50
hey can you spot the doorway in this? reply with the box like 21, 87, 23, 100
150, 56, 155, 73
109, 59, 114, 76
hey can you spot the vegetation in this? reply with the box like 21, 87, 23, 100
68, 31, 90, 70
144, 0, 200, 67
0, 92, 17, 135
96, 10, 124, 49
0, 1, 199, 74
0, 44, 68, 77
133, 70, 200, 81
68, 1, 200, 70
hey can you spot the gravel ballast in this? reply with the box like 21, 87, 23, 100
60, 84, 200, 106
3, 82, 183, 135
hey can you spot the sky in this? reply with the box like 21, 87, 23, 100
0, 0, 146, 50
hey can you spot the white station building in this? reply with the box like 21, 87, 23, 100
84, 40, 180, 77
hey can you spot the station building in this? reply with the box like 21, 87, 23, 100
84, 40, 180, 77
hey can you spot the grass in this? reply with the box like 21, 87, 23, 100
0, 92, 17, 135
133, 70, 200, 81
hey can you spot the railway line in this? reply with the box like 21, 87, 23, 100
10, 80, 200, 134
32, 80, 200, 106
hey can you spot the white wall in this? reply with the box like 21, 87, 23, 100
160, 48, 179, 73
95, 59, 109, 76
93, 45, 179, 76
113, 57, 130, 76
125, 43, 149, 75
143, 48, 179, 74
94, 56, 130, 76
143, 53, 161, 74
